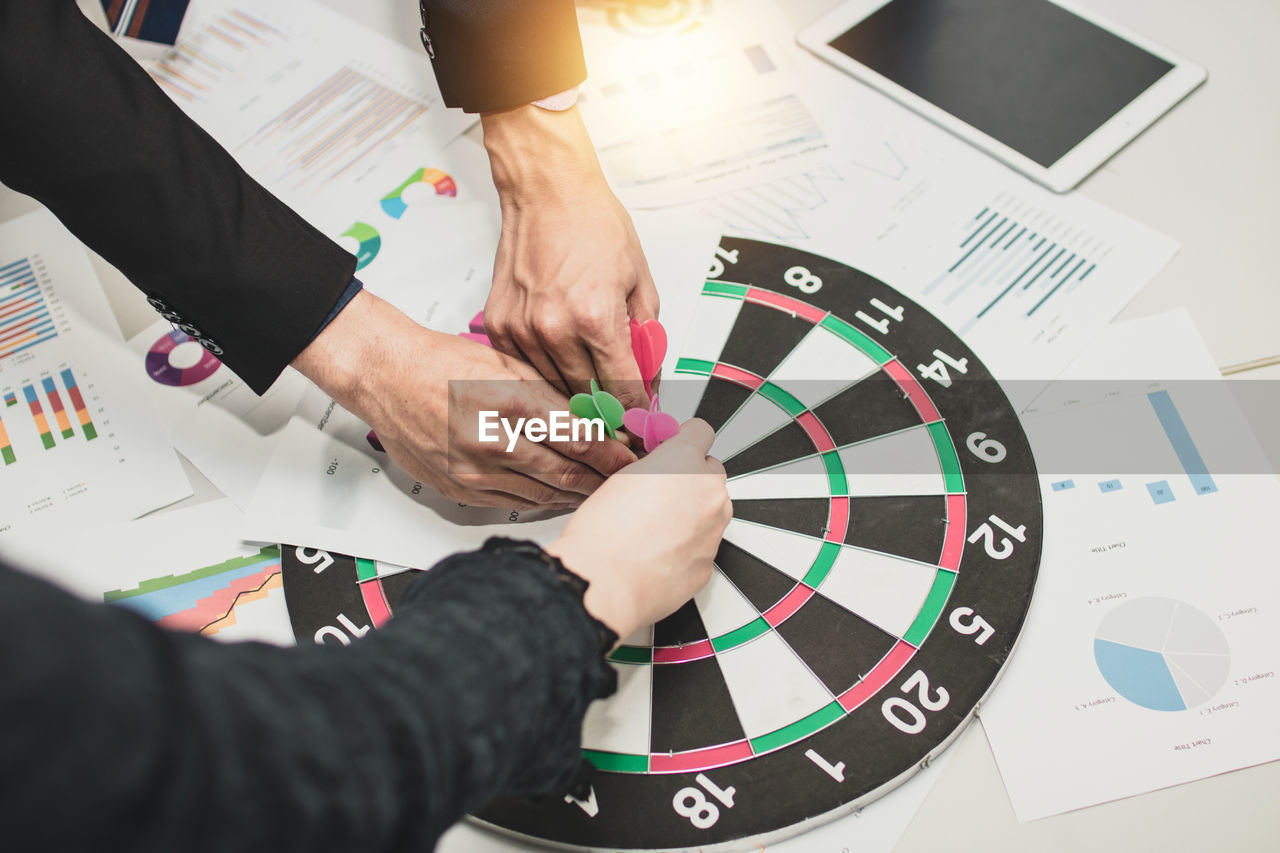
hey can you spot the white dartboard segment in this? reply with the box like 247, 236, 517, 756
766, 323, 880, 410
721, 519, 826, 584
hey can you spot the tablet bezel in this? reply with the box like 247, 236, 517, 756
797, 0, 1207, 192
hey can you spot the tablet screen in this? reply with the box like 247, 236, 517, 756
828, 0, 1174, 167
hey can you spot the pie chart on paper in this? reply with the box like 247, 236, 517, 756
1093, 597, 1231, 712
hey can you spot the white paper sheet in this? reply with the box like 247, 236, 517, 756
0, 210, 191, 534
150, 0, 474, 235
695, 54, 1179, 408
980, 309, 1280, 820
0, 499, 299, 644
576, 0, 835, 208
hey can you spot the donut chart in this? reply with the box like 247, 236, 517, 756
279, 237, 1042, 851
340, 222, 382, 271
379, 167, 457, 219
145, 329, 222, 387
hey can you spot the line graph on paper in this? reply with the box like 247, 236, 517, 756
699, 144, 909, 242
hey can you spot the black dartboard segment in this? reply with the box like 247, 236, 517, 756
279, 238, 1042, 852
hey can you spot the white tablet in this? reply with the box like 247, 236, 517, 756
798, 0, 1206, 192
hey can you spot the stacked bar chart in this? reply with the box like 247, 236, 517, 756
0, 257, 58, 360
3, 369, 100, 457
22, 384, 55, 450
42, 376, 74, 439
0, 415, 13, 465
61, 368, 98, 441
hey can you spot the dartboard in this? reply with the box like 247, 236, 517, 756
280, 237, 1042, 852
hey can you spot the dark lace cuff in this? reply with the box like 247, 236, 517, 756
480, 537, 619, 801
479, 537, 618, 700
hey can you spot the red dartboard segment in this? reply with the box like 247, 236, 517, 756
744, 286, 828, 324
883, 359, 944, 423
652, 640, 715, 664
940, 494, 969, 572
710, 362, 764, 390
649, 740, 755, 774
795, 411, 838, 453
837, 640, 918, 712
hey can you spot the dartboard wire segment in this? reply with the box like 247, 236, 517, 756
279, 237, 1041, 852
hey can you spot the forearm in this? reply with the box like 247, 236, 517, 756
0, 547, 611, 852
0, 2, 353, 393
482, 105, 606, 207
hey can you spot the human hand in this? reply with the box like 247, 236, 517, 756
545, 420, 732, 639
292, 290, 635, 509
481, 104, 659, 412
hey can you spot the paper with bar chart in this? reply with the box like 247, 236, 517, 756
0, 211, 190, 534
694, 53, 1177, 406
980, 310, 1280, 820
149, 0, 473, 234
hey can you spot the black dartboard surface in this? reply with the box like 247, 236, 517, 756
281, 237, 1042, 851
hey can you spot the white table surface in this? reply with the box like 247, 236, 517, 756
3, 2, 1277, 851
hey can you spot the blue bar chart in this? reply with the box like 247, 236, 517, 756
928, 204, 1103, 332
1147, 390, 1218, 496
0, 257, 58, 360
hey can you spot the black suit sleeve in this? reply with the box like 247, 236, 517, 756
420, 0, 587, 113
0, 1, 355, 394
0, 544, 612, 852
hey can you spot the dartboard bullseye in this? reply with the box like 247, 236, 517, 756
280, 237, 1042, 852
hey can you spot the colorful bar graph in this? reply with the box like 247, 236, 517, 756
1147, 390, 1218, 496
0, 416, 14, 465
60, 369, 97, 441
41, 376, 75, 439
22, 384, 54, 450
3, 391, 15, 407
0, 258, 58, 360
